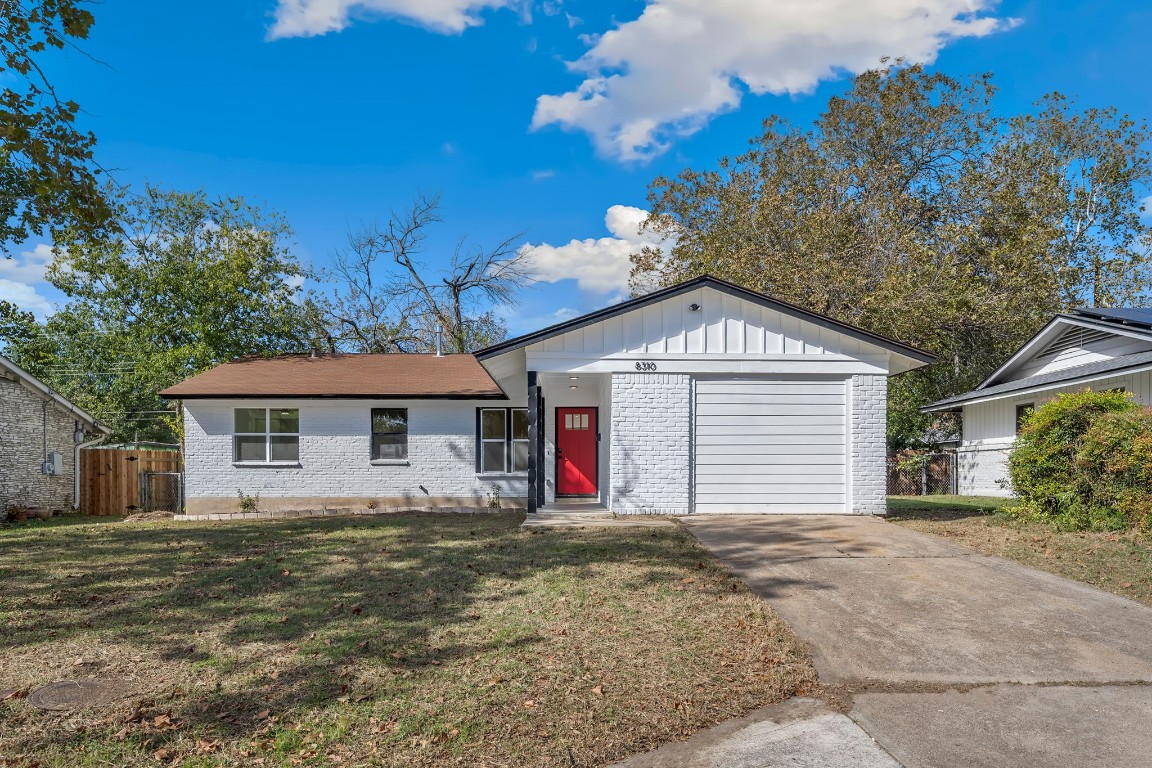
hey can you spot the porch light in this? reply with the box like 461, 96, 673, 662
73, 420, 85, 443
569, 385, 577, 390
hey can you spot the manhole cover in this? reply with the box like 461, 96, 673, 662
27, 680, 125, 711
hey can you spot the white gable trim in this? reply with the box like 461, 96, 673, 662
980, 315, 1152, 388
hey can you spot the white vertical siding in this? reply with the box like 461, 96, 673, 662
533, 286, 879, 358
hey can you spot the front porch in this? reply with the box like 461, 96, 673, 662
520, 497, 676, 529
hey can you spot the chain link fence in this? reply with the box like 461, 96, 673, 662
887, 453, 956, 496
140, 471, 183, 513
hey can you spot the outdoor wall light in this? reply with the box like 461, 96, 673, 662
569, 376, 578, 380
689, 303, 701, 311
569, 384, 578, 390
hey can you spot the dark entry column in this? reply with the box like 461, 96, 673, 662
527, 371, 540, 514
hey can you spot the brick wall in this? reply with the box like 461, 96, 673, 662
609, 373, 690, 515
850, 374, 888, 515
183, 399, 528, 514
0, 378, 76, 512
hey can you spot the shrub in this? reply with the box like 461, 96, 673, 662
1008, 388, 1136, 528
1076, 408, 1152, 532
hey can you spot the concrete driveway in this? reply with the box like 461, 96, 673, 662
618, 515, 1152, 768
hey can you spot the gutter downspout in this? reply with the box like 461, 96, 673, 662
74, 434, 109, 511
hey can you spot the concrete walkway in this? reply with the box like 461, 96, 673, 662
617, 515, 1152, 767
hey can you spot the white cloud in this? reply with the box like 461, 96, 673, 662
0, 243, 58, 317
531, 169, 556, 181
1140, 195, 1152, 222
521, 204, 672, 294
531, 0, 1018, 162
267, 0, 515, 38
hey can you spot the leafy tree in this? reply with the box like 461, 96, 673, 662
1, 187, 310, 441
312, 193, 531, 354
1, 0, 116, 255
632, 62, 1152, 448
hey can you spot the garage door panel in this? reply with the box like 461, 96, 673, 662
697, 472, 846, 485
696, 483, 845, 495
694, 377, 847, 514
695, 384, 846, 397
691, 453, 847, 465
696, 420, 844, 432
696, 429, 845, 442
695, 502, 846, 514
693, 410, 846, 425
694, 438, 844, 452
695, 492, 846, 504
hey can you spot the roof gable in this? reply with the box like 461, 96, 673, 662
980, 314, 1152, 389
478, 276, 934, 369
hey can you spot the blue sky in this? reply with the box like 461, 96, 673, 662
4, 0, 1152, 333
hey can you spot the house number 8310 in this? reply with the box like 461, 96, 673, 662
634, 361, 658, 371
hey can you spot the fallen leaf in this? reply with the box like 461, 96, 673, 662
591, 685, 604, 696
1120, 582, 1134, 588
153, 748, 171, 760
256, 709, 271, 719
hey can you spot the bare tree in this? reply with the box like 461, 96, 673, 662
312, 194, 532, 354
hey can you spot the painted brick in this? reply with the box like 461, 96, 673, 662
609, 373, 690, 515
850, 374, 887, 515
0, 378, 76, 512
183, 399, 527, 514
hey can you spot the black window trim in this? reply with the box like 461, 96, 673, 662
1015, 402, 1034, 435
476, 407, 528, 474
371, 407, 409, 461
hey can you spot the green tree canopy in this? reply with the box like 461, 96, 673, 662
0, 187, 311, 441
632, 63, 1152, 448
1, 0, 116, 255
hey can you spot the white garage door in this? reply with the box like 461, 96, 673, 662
694, 378, 848, 514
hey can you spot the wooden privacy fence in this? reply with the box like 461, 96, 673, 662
80, 448, 183, 516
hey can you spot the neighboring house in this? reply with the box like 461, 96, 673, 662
162, 276, 934, 517
0, 354, 111, 513
924, 308, 1152, 497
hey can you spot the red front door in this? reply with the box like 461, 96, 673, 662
557, 407, 597, 496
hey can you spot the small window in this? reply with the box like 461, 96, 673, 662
372, 408, 408, 460
478, 408, 529, 473
234, 408, 299, 463
511, 409, 529, 472
1015, 403, 1034, 435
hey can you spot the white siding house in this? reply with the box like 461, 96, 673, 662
165, 276, 933, 518
924, 309, 1152, 496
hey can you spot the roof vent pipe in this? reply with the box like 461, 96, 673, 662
435, 325, 443, 357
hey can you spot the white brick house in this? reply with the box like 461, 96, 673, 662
164, 276, 933, 517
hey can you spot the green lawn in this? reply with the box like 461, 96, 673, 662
887, 495, 1152, 606
0, 513, 813, 767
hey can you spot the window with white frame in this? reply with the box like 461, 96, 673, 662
234, 408, 299, 463
478, 408, 528, 473
372, 408, 408, 460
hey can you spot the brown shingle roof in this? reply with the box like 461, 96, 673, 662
160, 354, 507, 399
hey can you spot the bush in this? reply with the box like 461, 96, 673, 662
1008, 388, 1136, 530
1076, 408, 1152, 532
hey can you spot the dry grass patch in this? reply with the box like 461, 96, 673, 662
888, 495, 1152, 606
0, 512, 813, 767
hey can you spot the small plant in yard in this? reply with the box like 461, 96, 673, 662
237, 489, 260, 513
487, 484, 501, 510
